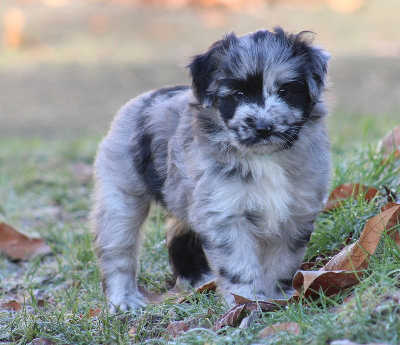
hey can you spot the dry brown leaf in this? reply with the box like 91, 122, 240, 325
167, 320, 190, 337
381, 202, 399, 212
323, 205, 400, 271
89, 308, 102, 317
213, 298, 281, 331
213, 304, 247, 331
0, 222, 52, 260
136, 285, 183, 305
1, 299, 22, 311
292, 270, 361, 299
323, 183, 380, 212
232, 294, 288, 308
378, 126, 400, 158
259, 321, 300, 338
293, 206, 400, 299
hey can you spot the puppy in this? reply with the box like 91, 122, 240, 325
91, 27, 331, 312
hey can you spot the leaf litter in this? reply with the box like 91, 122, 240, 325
0, 222, 52, 260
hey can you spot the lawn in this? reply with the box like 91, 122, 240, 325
0, 111, 399, 345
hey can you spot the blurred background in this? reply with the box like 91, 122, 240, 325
0, 0, 399, 142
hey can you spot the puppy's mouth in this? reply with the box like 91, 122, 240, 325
238, 128, 301, 150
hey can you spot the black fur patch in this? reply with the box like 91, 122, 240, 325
151, 85, 189, 99
188, 33, 238, 106
168, 229, 211, 286
196, 110, 224, 135
276, 277, 293, 292
277, 80, 311, 111
244, 211, 263, 227
219, 267, 243, 285
288, 223, 314, 253
135, 112, 166, 205
218, 95, 238, 122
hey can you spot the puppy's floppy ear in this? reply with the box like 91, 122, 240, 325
188, 33, 237, 107
305, 45, 330, 101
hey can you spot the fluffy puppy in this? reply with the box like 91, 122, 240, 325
91, 27, 331, 312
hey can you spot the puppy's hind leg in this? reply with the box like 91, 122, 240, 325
166, 218, 213, 289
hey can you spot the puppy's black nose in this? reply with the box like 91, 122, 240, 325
255, 121, 274, 138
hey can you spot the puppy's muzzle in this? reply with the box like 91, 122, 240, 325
255, 120, 275, 139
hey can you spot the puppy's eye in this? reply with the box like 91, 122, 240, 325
278, 86, 290, 97
234, 91, 245, 99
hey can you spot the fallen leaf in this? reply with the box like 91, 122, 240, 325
137, 285, 183, 305
293, 206, 400, 298
259, 322, 300, 338
323, 183, 380, 212
0, 222, 52, 260
0, 299, 22, 311
377, 126, 400, 158
213, 299, 280, 331
213, 304, 247, 331
292, 270, 361, 299
323, 205, 400, 271
381, 202, 399, 212
196, 279, 217, 293
89, 308, 102, 317
167, 320, 190, 337
232, 294, 289, 308
239, 310, 261, 329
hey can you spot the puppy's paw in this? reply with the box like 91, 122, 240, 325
108, 292, 146, 314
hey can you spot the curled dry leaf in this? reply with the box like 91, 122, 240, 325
377, 125, 400, 158
323, 183, 380, 212
1, 299, 22, 311
323, 205, 400, 271
293, 205, 400, 298
232, 293, 288, 308
381, 202, 400, 212
89, 308, 102, 317
213, 304, 247, 331
167, 320, 190, 337
292, 270, 362, 299
213, 297, 280, 331
259, 322, 300, 338
0, 222, 52, 260
166, 316, 206, 337
239, 310, 261, 329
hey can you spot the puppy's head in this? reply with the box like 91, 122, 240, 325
188, 27, 330, 153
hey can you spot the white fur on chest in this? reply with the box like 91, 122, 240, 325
210, 155, 293, 235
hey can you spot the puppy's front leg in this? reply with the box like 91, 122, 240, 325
193, 215, 263, 305
91, 134, 152, 313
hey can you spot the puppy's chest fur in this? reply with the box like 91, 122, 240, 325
205, 155, 293, 234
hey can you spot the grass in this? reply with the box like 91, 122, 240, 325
0, 111, 399, 344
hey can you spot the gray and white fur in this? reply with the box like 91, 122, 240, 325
91, 27, 331, 312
